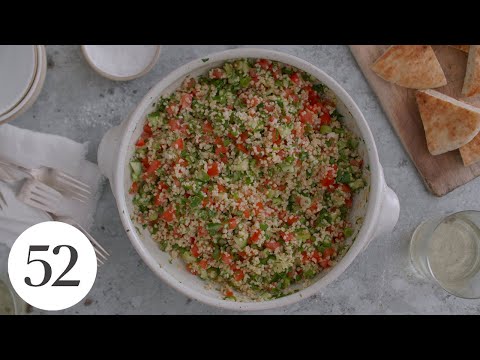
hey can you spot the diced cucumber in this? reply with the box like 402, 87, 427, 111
181, 252, 196, 264
130, 161, 142, 175
295, 229, 311, 242
234, 236, 248, 249
320, 125, 332, 134
349, 179, 365, 191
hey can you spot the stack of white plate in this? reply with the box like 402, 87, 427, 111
0, 45, 47, 125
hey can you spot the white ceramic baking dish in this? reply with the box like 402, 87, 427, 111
98, 48, 400, 311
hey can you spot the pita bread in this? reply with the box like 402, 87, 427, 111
462, 45, 480, 97
371, 45, 447, 89
449, 45, 470, 53
460, 133, 480, 166
416, 89, 480, 155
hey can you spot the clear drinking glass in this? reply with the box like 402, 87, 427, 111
410, 210, 480, 299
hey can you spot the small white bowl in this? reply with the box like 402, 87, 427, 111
81, 45, 161, 81
0, 45, 47, 125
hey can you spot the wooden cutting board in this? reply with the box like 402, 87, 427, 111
350, 45, 480, 196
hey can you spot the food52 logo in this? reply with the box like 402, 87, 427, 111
8, 222, 97, 311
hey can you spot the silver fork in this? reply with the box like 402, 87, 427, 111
18, 179, 109, 266
0, 189, 6, 211
0, 158, 91, 202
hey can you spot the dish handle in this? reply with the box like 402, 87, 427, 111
371, 179, 400, 241
97, 120, 127, 193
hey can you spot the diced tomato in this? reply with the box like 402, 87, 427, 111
302, 251, 309, 264
236, 143, 249, 154
212, 68, 223, 79
202, 198, 209, 207
158, 182, 169, 191
129, 181, 139, 194
320, 112, 331, 125
320, 260, 330, 269
169, 119, 182, 131
290, 72, 300, 84
180, 93, 193, 109
243, 210, 250, 218
215, 145, 228, 155
350, 159, 364, 168
234, 270, 245, 281
228, 218, 237, 230
321, 168, 336, 187
248, 98, 260, 108
221, 252, 233, 265
238, 251, 247, 260
207, 162, 220, 177
203, 121, 214, 134
265, 241, 281, 251
191, 244, 200, 258
166, 104, 177, 116
309, 203, 318, 212
173, 138, 184, 150
341, 184, 351, 193
197, 226, 208, 237
136, 138, 145, 147
225, 289, 234, 297
249, 69, 258, 81
346, 197, 353, 208
143, 124, 153, 136
239, 131, 249, 142
214, 137, 224, 146
280, 232, 294, 242
146, 160, 161, 175
198, 259, 208, 269
265, 103, 275, 113
220, 155, 229, 164
217, 184, 226, 192
312, 250, 322, 263
255, 202, 264, 216
272, 129, 282, 145
160, 209, 175, 222
186, 264, 197, 275
323, 248, 335, 258
249, 230, 261, 244
299, 110, 314, 125
141, 157, 150, 169
258, 59, 271, 70
286, 215, 299, 226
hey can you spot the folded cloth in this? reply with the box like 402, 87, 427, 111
0, 124, 105, 250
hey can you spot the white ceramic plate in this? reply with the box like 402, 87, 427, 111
0, 45, 37, 116
81, 45, 161, 81
0, 45, 47, 125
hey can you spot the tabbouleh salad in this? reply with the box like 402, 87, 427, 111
129, 58, 366, 301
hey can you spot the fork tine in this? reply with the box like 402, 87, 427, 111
56, 172, 92, 193
23, 197, 53, 213
94, 246, 109, 261
56, 177, 92, 197
0, 191, 6, 210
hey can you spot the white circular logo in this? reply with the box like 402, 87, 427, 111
8, 221, 97, 311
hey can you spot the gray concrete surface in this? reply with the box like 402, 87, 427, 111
13, 45, 480, 314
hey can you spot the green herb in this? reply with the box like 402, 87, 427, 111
260, 223, 268, 231
313, 83, 326, 94
344, 227, 354, 238
336, 171, 352, 184
207, 223, 223, 235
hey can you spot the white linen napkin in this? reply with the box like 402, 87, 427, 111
0, 124, 105, 250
